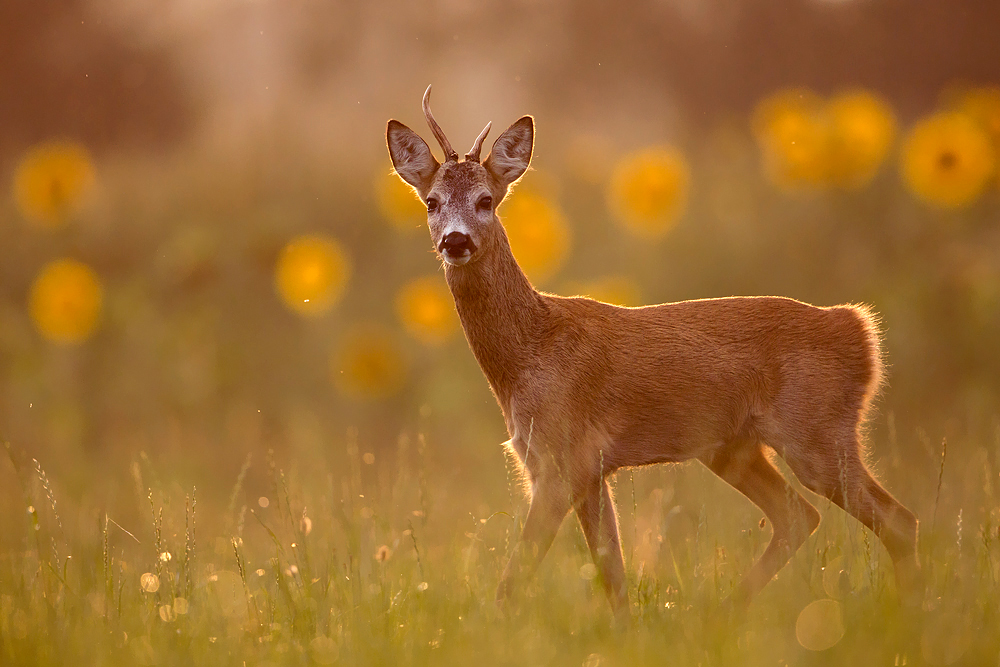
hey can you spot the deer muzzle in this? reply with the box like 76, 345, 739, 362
438, 231, 477, 265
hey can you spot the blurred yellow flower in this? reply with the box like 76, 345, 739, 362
564, 276, 641, 307
957, 86, 1000, 186
752, 89, 828, 189
395, 276, 458, 345
376, 170, 426, 231
333, 324, 406, 400
607, 148, 691, 238
274, 235, 350, 317
901, 112, 995, 208
13, 139, 96, 228
500, 191, 570, 284
29, 259, 103, 344
957, 86, 1000, 139
826, 90, 896, 189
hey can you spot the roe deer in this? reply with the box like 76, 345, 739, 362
386, 86, 920, 623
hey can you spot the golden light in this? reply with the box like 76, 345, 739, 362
956, 86, 1000, 186
826, 90, 897, 189
274, 235, 351, 317
957, 86, 1000, 139
607, 147, 691, 238
332, 324, 407, 400
901, 111, 996, 208
795, 599, 845, 651
13, 139, 96, 228
29, 258, 103, 344
376, 170, 426, 231
499, 191, 571, 285
752, 89, 828, 189
395, 276, 458, 345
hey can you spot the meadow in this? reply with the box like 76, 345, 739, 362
1, 416, 998, 666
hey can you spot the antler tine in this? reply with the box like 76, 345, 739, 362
465, 121, 492, 163
422, 85, 458, 162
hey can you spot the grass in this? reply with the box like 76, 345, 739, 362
1, 425, 998, 667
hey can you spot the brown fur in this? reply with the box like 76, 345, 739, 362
386, 93, 920, 622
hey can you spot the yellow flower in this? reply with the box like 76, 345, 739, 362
13, 140, 96, 228
395, 276, 458, 345
752, 89, 828, 189
29, 259, 103, 344
499, 191, 570, 285
274, 235, 350, 317
957, 86, 1000, 139
826, 90, 896, 189
376, 170, 426, 231
607, 148, 691, 238
956, 86, 1000, 186
564, 276, 641, 307
332, 324, 406, 400
901, 112, 995, 208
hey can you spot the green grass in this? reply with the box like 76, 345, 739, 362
1, 431, 998, 667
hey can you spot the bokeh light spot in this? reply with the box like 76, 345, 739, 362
920, 610, 973, 665
607, 147, 691, 238
140, 573, 160, 593
310, 636, 339, 665
395, 276, 458, 345
795, 599, 845, 651
13, 139, 95, 228
826, 90, 897, 189
274, 235, 350, 317
901, 111, 995, 208
333, 324, 407, 400
29, 259, 103, 344
753, 89, 828, 189
376, 170, 426, 231
500, 191, 571, 285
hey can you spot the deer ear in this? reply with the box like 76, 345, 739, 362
387, 120, 439, 198
484, 116, 533, 191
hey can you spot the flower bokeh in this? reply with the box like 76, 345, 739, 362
499, 191, 571, 285
13, 140, 96, 228
826, 91, 897, 189
395, 276, 458, 345
901, 111, 995, 208
376, 170, 426, 232
332, 324, 407, 400
607, 147, 691, 238
752, 89, 896, 191
274, 235, 351, 317
29, 258, 103, 344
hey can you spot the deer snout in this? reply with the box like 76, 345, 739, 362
438, 231, 477, 265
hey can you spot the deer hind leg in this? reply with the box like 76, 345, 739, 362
783, 437, 920, 600
576, 477, 629, 624
496, 473, 572, 608
702, 443, 821, 610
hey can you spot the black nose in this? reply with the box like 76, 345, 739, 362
439, 232, 476, 256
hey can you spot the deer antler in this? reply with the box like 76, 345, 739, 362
466, 122, 492, 163
422, 85, 458, 162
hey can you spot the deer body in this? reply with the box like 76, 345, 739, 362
387, 87, 920, 622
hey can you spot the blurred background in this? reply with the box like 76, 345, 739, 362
2, 0, 1000, 542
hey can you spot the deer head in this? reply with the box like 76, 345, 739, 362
386, 85, 533, 267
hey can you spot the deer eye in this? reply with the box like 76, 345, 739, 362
477, 195, 493, 211
426, 198, 439, 213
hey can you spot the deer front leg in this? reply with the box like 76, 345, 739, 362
577, 477, 629, 625
496, 475, 572, 608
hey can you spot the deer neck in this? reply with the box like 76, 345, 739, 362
444, 230, 547, 405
